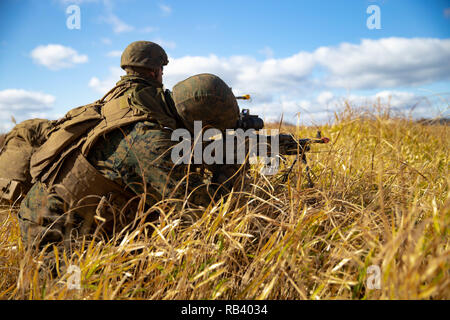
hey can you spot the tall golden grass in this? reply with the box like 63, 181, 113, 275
0, 104, 448, 300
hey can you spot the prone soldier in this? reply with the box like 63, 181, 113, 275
11, 41, 328, 269
16, 41, 244, 259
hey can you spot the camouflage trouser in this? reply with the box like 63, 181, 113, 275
87, 121, 220, 208
17, 181, 73, 250
17, 121, 245, 252
17, 180, 140, 252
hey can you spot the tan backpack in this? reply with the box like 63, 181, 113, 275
0, 119, 55, 201
0, 84, 117, 201
28, 81, 164, 235
30, 100, 104, 184
30, 81, 158, 185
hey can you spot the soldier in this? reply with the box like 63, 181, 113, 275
17, 41, 243, 260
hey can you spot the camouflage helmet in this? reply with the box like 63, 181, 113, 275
120, 41, 169, 70
172, 73, 240, 132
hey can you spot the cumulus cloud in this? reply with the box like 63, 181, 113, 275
243, 90, 431, 125
164, 37, 450, 95
107, 50, 122, 57
90, 37, 448, 124
0, 89, 56, 132
336, 91, 423, 111
314, 37, 450, 89
274, 90, 429, 125
373, 91, 421, 108
164, 52, 315, 101
89, 67, 125, 94
30, 44, 88, 70
0, 89, 55, 111
316, 91, 334, 105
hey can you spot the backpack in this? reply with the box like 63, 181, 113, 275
0, 118, 55, 201
29, 80, 156, 187
0, 97, 109, 202
29, 101, 104, 184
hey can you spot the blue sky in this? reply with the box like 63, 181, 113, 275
0, 0, 449, 131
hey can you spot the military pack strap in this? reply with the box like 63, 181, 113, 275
51, 151, 137, 235
51, 151, 133, 211
0, 178, 21, 201
0, 137, 33, 183
30, 104, 103, 182
98, 77, 153, 104
99, 80, 133, 103
81, 95, 154, 156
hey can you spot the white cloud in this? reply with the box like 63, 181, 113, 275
314, 37, 450, 89
0, 89, 55, 111
162, 37, 449, 121
374, 90, 420, 108
340, 91, 422, 110
166, 37, 450, 99
0, 89, 56, 132
316, 91, 334, 105
89, 67, 125, 94
164, 52, 315, 101
88, 37, 449, 125
107, 50, 122, 57
30, 44, 88, 70
297, 99, 313, 110
276, 90, 430, 125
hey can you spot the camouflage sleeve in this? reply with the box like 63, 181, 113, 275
17, 181, 68, 250
202, 133, 251, 195
88, 121, 216, 209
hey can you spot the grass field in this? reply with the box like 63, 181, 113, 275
0, 104, 448, 300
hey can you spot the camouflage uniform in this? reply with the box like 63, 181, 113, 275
0, 119, 54, 201
17, 75, 224, 251
17, 42, 243, 254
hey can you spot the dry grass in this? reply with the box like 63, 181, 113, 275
0, 104, 448, 300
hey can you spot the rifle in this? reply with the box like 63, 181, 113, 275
278, 132, 330, 186
234, 95, 330, 186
